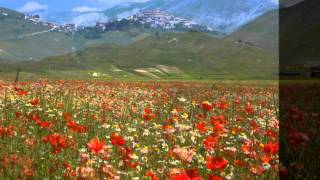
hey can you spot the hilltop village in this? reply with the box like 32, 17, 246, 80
23, 9, 214, 34
24, 14, 80, 34
97, 9, 213, 32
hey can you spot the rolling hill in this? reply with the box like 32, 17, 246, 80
0, 4, 279, 80
0, 7, 150, 62
6, 32, 277, 80
280, 0, 320, 70
0, 7, 79, 61
225, 10, 278, 54
0, 7, 49, 41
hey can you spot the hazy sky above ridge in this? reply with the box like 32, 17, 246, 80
0, 0, 284, 13
0, 0, 281, 27
0, 0, 150, 12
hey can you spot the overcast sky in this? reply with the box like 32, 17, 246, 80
0, 0, 150, 12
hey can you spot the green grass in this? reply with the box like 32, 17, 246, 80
1, 32, 277, 80
0, 7, 49, 41
0, 7, 150, 62
0, 31, 149, 61
0, 6, 278, 80
225, 10, 278, 54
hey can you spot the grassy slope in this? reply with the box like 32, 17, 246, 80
0, 7, 148, 62
12, 32, 277, 80
280, 0, 320, 70
0, 7, 77, 61
0, 8, 49, 41
0, 7, 277, 80
225, 10, 278, 54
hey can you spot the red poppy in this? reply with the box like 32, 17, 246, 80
249, 120, 260, 132
30, 99, 40, 106
263, 142, 279, 154
234, 160, 245, 168
63, 112, 73, 121
63, 162, 76, 178
124, 160, 138, 169
195, 122, 206, 133
236, 115, 244, 122
4, 126, 15, 138
87, 138, 105, 154
38, 121, 52, 129
0, 125, 15, 138
201, 101, 213, 111
0, 127, 5, 138
172, 173, 190, 180
67, 120, 88, 133
31, 115, 41, 124
213, 122, 225, 132
163, 125, 174, 130
110, 133, 126, 146
196, 114, 205, 120
280, 165, 288, 177
210, 115, 227, 124
31, 115, 52, 129
185, 168, 202, 180
288, 106, 305, 124
245, 103, 254, 114
204, 135, 219, 150
261, 155, 272, 164
264, 130, 278, 138
250, 165, 265, 175
146, 170, 159, 180
15, 112, 22, 118
207, 175, 223, 180
142, 108, 156, 121
206, 156, 229, 171
144, 108, 152, 114
164, 118, 175, 124
43, 134, 68, 154
215, 101, 229, 110
234, 96, 241, 105
287, 131, 309, 149
241, 145, 251, 154
14, 87, 28, 96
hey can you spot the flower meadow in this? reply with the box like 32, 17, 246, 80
279, 83, 320, 179
0, 80, 279, 179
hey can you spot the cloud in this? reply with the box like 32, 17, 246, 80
72, 6, 101, 13
18, 1, 48, 13
93, 0, 150, 8
71, 12, 108, 26
117, 8, 140, 19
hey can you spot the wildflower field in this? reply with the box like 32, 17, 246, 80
0, 80, 279, 179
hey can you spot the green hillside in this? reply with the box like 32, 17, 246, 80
280, 0, 320, 70
0, 7, 78, 61
8, 32, 277, 80
0, 7, 149, 62
0, 7, 49, 41
225, 10, 278, 54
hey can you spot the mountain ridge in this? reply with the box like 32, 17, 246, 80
104, 0, 278, 34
